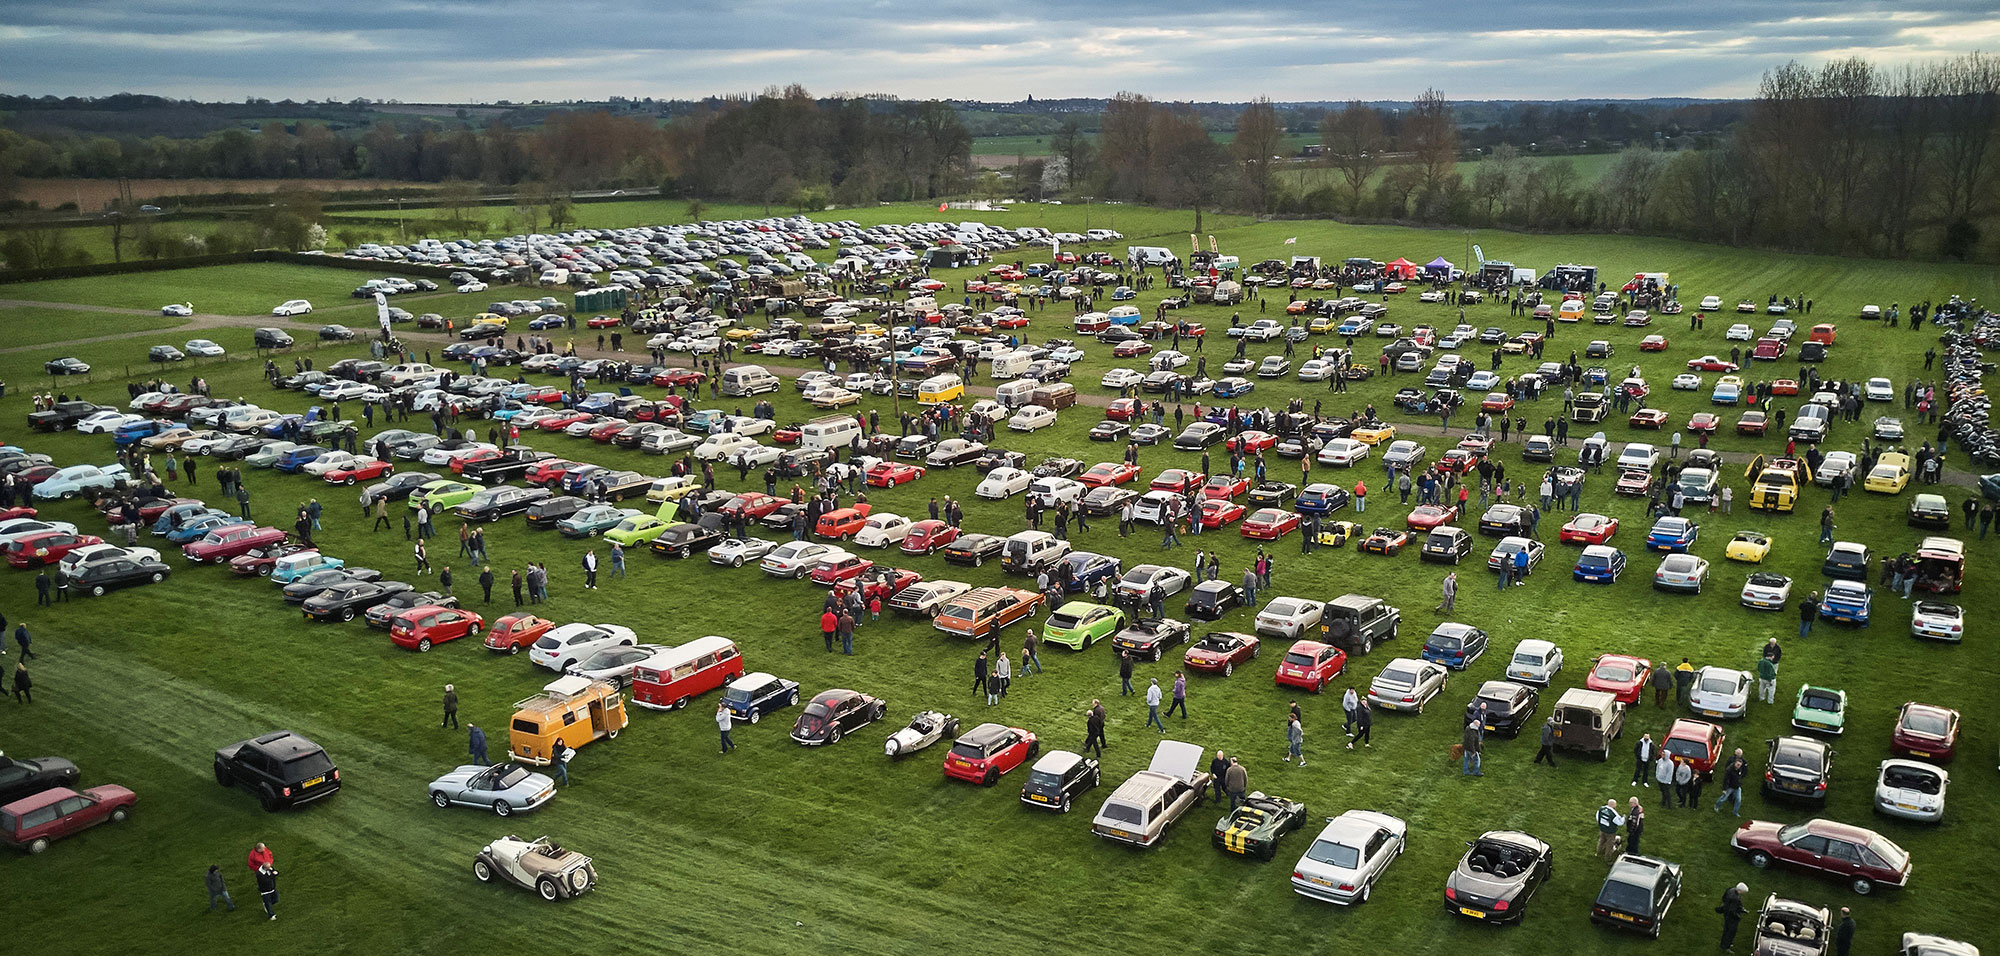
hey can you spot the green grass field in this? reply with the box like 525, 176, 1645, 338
2, 209, 1996, 956
0, 307, 191, 348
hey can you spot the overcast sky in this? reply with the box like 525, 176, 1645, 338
5, 1, 1998, 103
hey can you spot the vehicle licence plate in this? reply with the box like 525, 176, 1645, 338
1908, 750, 1931, 757
1897, 802, 1920, 811
1701, 709, 1724, 717
301, 776, 325, 788
1611, 912, 1635, 922
1030, 794, 1048, 802
1460, 907, 1487, 918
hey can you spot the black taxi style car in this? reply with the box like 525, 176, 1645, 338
214, 731, 340, 811
1185, 580, 1247, 621
790, 690, 887, 746
1420, 527, 1474, 564
457, 486, 554, 522
1020, 750, 1101, 813
940, 533, 1006, 568
525, 496, 589, 530
1590, 854, 1683, 937
364, 589, 452, 629
1445, 830, 1553, 923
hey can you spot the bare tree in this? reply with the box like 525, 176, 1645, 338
1934, 52, 1999, 225
1406, 88, 1461, 213
1321, 101, 1385, 213
1231, 96, 1285, 213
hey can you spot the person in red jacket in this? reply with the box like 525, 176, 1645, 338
246, 842, 273, 873
821, 609, 838, 652
1353, 479, 1367, 514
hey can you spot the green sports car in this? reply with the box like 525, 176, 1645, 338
1212, 792, 1309, 859
1791, 684, 1847, 735
1041, 601, 1126, 651
559, 505, 641, 538
408, 479, 479, 511
603, 514, 672, 547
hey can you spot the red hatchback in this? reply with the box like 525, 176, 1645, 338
942, 723, 1038, 785
1106, 398, 1143, 421
1662, 718, 1726, 774
1889, 702, 1960, 762
900, 520, 960, 556
1240, 508, 1299, 540
1587, 654, 1653, 704
524, 459, 582, 487
389, 605, 485, 651
6, 530, 105, 568
1, 785, 137, 854
815, 505, 874, 540
484, 613, 555, 654
1272, 640, 1347, 693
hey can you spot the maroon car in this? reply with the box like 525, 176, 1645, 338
1, 785, 137, 854
1729, 818, 1911, 895
182, 524, 289, 564
228, 543, 315, 576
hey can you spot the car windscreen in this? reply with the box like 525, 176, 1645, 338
1699, 676, 1739, 694
1595, 664, 1635, 682
1662, 739, 1708, 762
1771, 743, 1818, 772
1046, 610, 1083, 629
1305, 838, 1360, 869
1902, 711, 1950, 736
1026, 769, 1064, 789
1579, 554, 1611, 569
1802, 691, 1841, 711
1426, 636, 1462, 651
1594, 877, 1654, 914
1281, 651, 1319, 668
281, 751, 334, 782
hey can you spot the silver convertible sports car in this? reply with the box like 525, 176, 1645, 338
428, 763, 558, 816
473, 834, 598, 901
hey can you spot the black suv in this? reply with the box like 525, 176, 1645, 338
214, 731, 340, 811
253, 328, 295, 348
1318, 593, 1401, 656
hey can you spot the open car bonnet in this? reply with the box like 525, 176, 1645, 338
1148, 739, 1205, 782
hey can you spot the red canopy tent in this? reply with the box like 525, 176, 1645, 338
1384, 258, 1419, 280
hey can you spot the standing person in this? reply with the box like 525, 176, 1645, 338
510, 569, 524, 606
10, 661, 29, 703
716, 701, 736, 754
1144, 678, 1166, 732
205, 864, 237, 913
13, 623, 32, 659
1083, 699, 1106, 757
1673, 756, 1694, 808
1118, 650, 1135, 696
441, 684, 458, 729
247, 842, 273, 873
1649, 664, 1673, 709
549, 739, 570, 785
468, 724, 489, 766
1756, 653, 1778, 704
1223, 757, 1249, 810
970, 651, 988, 694
479, 566, 494, 603
1654, 751, 1676, 808
1462, 718, 1484, 776
837, 609, 854, 655
413, 539, 431, 575
1632, 732, 1656, 786
1021, 629, 1042, 675
1834, 907, 1855, 956
995, 651, 1011, 695
1348, 698, 1371, 749
1534, 717, 1558, 765
1717, 883, 1748, 952
1625, 797, 1646, 857
439, 566, 454, 597
1438, 570, 1458, 611
985, 668, 1002, 706
1675, 657, 1696, 703
1167, 670, 1187, 719
825, 609, 841, 654
1799, 591, 1819, 638
1286, 714, 1305, 766
582, 549, 599, 590
1340, 685, 1361, 737
1595, 798, 1626, 861
255, 864, 279, 921
1714, 748, 1749, 816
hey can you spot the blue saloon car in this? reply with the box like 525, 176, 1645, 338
1644, 517, 1700, 553
1817, 579, 1872, 625
1296, 484, 1350, 515
1420, 622, 1490, 670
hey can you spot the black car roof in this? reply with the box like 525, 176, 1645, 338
245, 731, 325, 761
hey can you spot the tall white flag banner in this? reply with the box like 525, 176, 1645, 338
1283, 237, 1298, 245
374, 292, 391, 333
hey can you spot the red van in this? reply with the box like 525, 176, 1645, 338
630, 636, 745, 711
2, 785, 137, 854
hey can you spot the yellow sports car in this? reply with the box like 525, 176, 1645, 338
1864, 452, 1911, 494
724, 327, 762, 340
1315, 520, 1364, 547
1308, 316, 1337, 334
1724, 531, 1772, 563
852, 323, 889, 337
1349, 422, 1397, 445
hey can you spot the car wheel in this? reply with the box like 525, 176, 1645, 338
874, 703, 887, 721
1747, 850, 1772, 869
731, 556, 744, 567
1850, 877, 1875, 895
418, 638, 432, 652
259, 788, 282, 812
1358, 883, 1371, 904
507, 643, 520, 655
340, 609, 355, 622
973, 555, 983, 567
1059, 794, 1072, 813
26, 837, 49, 855
537, 877, 560, 901
983, 768, 998, 786
90, 585, 106, 597
829, 727, 843, 745
432, 791, 451, 808
748, 709, 761, 724
788, 690, 800, 706
1223, 662, 1234, 677
493, 801, 512, 817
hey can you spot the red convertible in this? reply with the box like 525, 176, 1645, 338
322, 458, 395, 484
1203, 475, 1251, 500
994, 315, 1031, 330
1226, 431, 1277, 454
867, 462, 926, 488
1240, 508, 1300, 540
1560, 513, 1620, 544
1406, 504, 1459, 531
1200, 499, 1245, 529
1184, 630, 1260, 675
900, 520, 960, 555
1628, 408, 1669, 429
1586, 654, 1653, 704
585, 315, 623, 329
1078, 462, 1140, 488
513, 384, 565, 404
815, 505, 875, 540
1151, 469, 1205, 493
1437, 448, 1482, 475
654, 369, 706, 388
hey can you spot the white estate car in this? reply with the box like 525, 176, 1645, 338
851, 513, 914, 548
1290, 809, 1408, 905
1253, 597, 1325, 640
1504, 639, 1564, 686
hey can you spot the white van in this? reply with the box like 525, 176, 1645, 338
539, 268, 570, 287
1127, 246, 1175, 267
721, 365, 781, 397
989, 352, 1033, 379
994, 380, 1040, 408
799, 415, 862, 452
